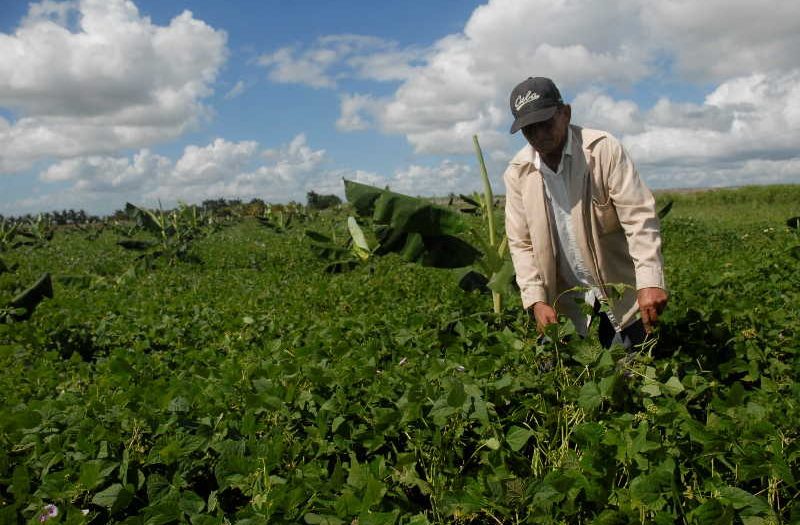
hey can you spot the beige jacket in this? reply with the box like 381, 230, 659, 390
503, 125, 666, 330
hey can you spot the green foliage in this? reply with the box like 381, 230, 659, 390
307, 191, 343, 210
1, 272, 53, 322
258, 203, 307, 233
343, 179, 481, 269
0, 186, 798, 523
117, 202, 217, 265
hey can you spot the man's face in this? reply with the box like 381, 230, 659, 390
521, 105, 571, 156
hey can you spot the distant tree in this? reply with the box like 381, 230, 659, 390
306, 191, 341, 210
244, 198, 267, 217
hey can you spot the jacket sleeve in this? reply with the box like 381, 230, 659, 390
601, 136, 666, 291
503, 164, 548, 308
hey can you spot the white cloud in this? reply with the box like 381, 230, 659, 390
571, 90, 643, 135
40, 149, 171, 193
172, 139, 259, 185
640, 0, 800, 82
643, 157, 800, 190
390, 160, 476, 196
336, 93, 382, 131
13, 127, 496, 215
0, 0, 227, 173
224, 80, 247, 100
367, 0, 653, 155
306, 0, 798, 190
621, 71, 800, 166
257, 34, 422, 88
14, 134, 330, 213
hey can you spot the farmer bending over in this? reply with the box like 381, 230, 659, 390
503, 76, 668, 349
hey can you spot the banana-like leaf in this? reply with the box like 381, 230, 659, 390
56, 274, 107, 288
7, 272, 53, 321
469, 229, 503, 274
347, 216, 371, 260
399, 233, 425, 262
418, 236, 481, 268
325, 259, 359, 274
126, 203, 164, 235
457, 269, 489, 293
487, 259, 516, 294
459, 194, 482, 208
307, 234, 350, 261
343, 179, 479, 268
658, 200, 674, 220
304, 230, 333, 244
117, 239, 158, 251
345, 179, 466, 236
344, 179, 386, 217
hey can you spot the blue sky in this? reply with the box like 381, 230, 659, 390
1, 0, 799, 215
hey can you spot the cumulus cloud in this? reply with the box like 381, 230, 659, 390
0, 0, 227, 173
336, 93, 382, 131
13, 129, 490, 215
224, 80, 247, 100
15, 134, 328, 214
640, 0, 800, 82
257, 34, 422, 88
147, 134, 328, 203
621, 72, 800, 166
390, 160, 477, 196
327, 0, 800, 188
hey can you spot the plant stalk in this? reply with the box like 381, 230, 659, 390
473, 135, 496, 248
473, 134, 502, 314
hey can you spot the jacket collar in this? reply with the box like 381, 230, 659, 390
509, 125, 611, 169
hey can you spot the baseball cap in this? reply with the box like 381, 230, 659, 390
509, 77, 564, 134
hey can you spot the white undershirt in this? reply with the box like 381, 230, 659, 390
534, 129, 598, 335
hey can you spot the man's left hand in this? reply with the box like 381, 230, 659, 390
637, 287, 668, 333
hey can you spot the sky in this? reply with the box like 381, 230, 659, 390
1, 0, 799, 215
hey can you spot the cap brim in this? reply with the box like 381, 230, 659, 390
509, 105, 558, 134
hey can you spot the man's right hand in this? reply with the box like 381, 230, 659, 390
531, 302, 558, 333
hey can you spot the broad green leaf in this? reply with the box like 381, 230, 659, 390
718, 486, 769, 513
304, 513, 345, 525
578, 381, 602, 411
662, 376, 685, 396
484, 438, 501, 450
487, 259, 515, 294
79, 460, 116, 490
6, 272, 53, 321
641, 379, 662, 397
459, 194, 482, 208
506, 426, 533, 452
347, 216, 370, 253
343, 179, 479, 268
457, 269, 489, 293
179, 490, 205, 515
92, 483, 133, 514
399, 232, 425, 262
304, 229, 333, 243
359, 510, 399, 525
657, 200, 674, 220
687, 500, 733, 524
446, 380, 466, 407
343, 179, 385, 217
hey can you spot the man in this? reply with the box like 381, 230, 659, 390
503, 76, 668, 349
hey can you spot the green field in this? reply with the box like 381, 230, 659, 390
1, 185, 799, 524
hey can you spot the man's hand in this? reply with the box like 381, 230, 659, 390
531, 302, 558, 333
637, 287, 668, 333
